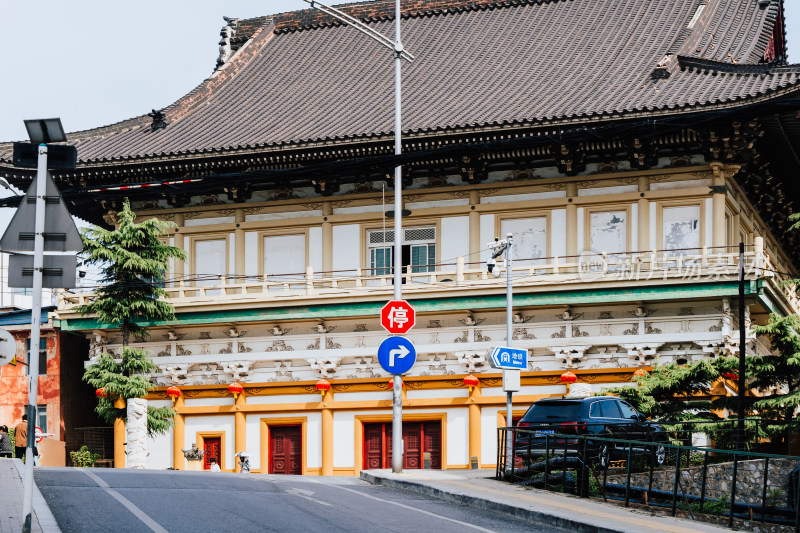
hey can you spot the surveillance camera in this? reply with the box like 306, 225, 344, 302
486, 258, 495, 273
78, 264, 87, 278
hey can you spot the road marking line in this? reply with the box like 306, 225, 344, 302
308, 479, 498, 532
81, 470, 169, 533
285, 488, 332, 506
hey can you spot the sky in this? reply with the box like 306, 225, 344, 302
2, 1, 799, 143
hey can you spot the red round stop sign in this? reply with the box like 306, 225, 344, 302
380, 300, 416, 334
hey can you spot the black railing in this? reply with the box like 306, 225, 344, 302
497, 424, 800, 531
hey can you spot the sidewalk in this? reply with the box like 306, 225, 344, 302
361, 469, 732, 533
0, 459, 61, 533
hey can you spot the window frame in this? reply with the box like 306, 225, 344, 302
583, 205, 632, 256
496, 211, 552, 262
258, 229, 310, 279
657, 200, 706, 254
363, 222, 440, 275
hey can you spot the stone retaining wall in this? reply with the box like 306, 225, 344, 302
607, 458, 799, 507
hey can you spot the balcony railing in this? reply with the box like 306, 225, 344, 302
58, 240, 798, 314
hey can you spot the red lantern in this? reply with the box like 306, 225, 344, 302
560, 371, 577, 384
463, 375, 479, 392
722, 372, 738, 381
95, 388, 107, 398
228, 383, 244, 399
388, 378, 403, 389
633, 368, 648, 378
166, 386, 181, 403
315, 379, 331, 396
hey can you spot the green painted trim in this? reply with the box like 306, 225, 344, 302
57, 281, 749, 331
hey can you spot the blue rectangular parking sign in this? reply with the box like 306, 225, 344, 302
489, 346, 528, 370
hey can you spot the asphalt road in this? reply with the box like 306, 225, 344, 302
35, 468, 566, 533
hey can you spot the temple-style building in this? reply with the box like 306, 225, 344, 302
1, 0, 798, 474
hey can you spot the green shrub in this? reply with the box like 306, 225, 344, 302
70, 445, 100, 467
9, 427, 14, 449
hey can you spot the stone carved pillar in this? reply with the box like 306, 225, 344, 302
126, 398, 148, 469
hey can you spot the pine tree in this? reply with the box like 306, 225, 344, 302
79, 198, 187, 435
76, 198, 186, 346
605, 359, 720, 420
748, 313, 800, 425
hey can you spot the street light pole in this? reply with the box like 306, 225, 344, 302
302, 0, 414, 474
21, 144, 47, 533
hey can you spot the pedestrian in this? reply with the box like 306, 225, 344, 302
0, 425, 11, 458
209, 458, 221, 472
14, 414, 28, 460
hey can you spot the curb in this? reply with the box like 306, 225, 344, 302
12, 459, 62, 533
360, 471, 625, 533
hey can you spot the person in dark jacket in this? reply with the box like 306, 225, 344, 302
0, 425, 11, 457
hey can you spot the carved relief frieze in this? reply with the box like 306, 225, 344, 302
619, 343, 664, 365
456, 351, 487, 373
550, 345, 592, 369
309, 357, 341, 377
237, 342, 252, 353
512, 328, 536, 341
571, 325, 590, 337
325, 337, 342, 349
219, 361, 253, 381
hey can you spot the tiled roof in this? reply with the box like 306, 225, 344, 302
1, 0, 796, 165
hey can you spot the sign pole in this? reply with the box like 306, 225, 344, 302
22, 145, 47, 533
504, 234, 514, 474
391, 0, 405, 475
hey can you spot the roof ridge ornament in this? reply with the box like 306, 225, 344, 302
216, 16, 239, 70
147, 109, 168, 131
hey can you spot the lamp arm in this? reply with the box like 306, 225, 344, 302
303, 0, 415, 62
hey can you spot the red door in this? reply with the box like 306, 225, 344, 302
270, 426, 302, 474
363, 421, 441, 470
203, 437, 221, 470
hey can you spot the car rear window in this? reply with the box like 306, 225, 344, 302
520, 401, 582, 421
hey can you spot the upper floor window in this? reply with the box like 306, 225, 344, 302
264, 233, 306, 281
193, 238, 227, 288
500, 217, 547, 266
589, 210, 627, 255
368, 226, 436, 275
663, 205, 700, 254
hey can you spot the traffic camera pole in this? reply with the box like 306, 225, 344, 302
22, 144, 47, 533
504, 234, 514, 473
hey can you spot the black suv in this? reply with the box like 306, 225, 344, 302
514, 396, 668, 468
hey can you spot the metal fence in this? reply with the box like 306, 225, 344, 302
498, 424, 800, 531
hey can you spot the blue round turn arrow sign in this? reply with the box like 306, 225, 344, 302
378, 336, 416, 375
